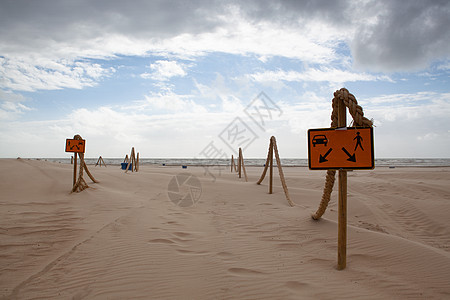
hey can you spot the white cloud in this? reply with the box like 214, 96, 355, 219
0, 89, 26, 102
249, 67, 392, 84
0, 101, 33, 121
364, 92, 450, 106
0, 56, 115, 92
135, 87, 207, 114
141, 60, 188, 81
0, 0, 447, 80
0, 0, 447, 94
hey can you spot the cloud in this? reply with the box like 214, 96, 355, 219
351, 1, 450, 72
141, 60, 188, 81
249, 67, 392, 84
0, 101, 33, 121
0, 56, 115, 92
1, 0, 447, 94
0, 89, 26, 102
134, 86, 207, 114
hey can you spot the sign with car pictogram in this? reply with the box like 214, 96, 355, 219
65, 138, 86, 153
308, 127, 374, 170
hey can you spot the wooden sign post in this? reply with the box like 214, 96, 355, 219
65, 135, 98, 192
309, 88, 374, 270
66, 138, 85, 187
337, 98, 347, 270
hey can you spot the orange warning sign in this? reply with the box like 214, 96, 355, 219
308, 127, 374, 170
65, 139, 85, 153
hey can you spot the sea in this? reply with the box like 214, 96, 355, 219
42, 158, 450, 168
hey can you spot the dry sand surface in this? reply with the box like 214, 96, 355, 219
1, 158, 449, 299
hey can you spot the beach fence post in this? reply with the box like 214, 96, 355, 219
269, 139, 273, 194
73, 154, 77, 186
337, 94, 347, 270
238, 147, 248, 182
125, 147, 139, 173
256, 136, 294, 207
136, 152, 139, 172
231, 155, 233, 172
231, 155, 237, 173
309, 88, 374, 270
65, 134, 98, 193
95, 156, 106, 167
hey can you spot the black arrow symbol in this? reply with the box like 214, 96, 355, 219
342, 147, 356, 162
319, 148, 333, 163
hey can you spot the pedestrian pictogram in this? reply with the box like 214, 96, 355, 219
65, 139, 85, 153
308, 127, 374, 170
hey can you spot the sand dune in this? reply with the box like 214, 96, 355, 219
1, 159, 449, 299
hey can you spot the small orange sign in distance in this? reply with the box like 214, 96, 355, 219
65, 139, 86, 153
308, 127, 374, 170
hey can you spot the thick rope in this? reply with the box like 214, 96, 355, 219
95, 156, 106, 167
240, 148, 248, 182
71, 134, 98, 193
83, 157, 99, 183
136, 152, 140, 172
312, 88, 372, 220
125, 147, 136, 173
72, 152, 89, 193
256, 138, 273, 184
272, 136, 295, 207
231, 155, 237, 173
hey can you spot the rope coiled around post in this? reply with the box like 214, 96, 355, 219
312, 88, 372, 220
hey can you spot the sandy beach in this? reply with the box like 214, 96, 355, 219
1, 158, 449, 299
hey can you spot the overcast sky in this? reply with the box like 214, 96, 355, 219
0, 0, 449, 159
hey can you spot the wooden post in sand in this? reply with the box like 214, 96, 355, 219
309, 88, 374, 270
238, 148, 248, 182
65, 134, 98, 193
231, 155, 237, 173
136, 152, 139, 172
95, 156, 106, 167
257, 136, 294, 207
337, 96, 347, 270
238, 151, 241, 178
269, 140, 273, 194
125, 147, 139, 173
73, 154, 77, 186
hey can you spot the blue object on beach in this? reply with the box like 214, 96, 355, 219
162, 163, 166, 166
121, 162, 132, 170
182, 165, 187, 169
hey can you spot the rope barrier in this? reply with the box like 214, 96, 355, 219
238, 147, 248, 182
71, 134, 98, 193
257, 137, 273, 185
312, 88, 372, 220
231, 155, 237, 173
95, 156, 106, 167
125, 147, 139, 173
257, 136, 294, 207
